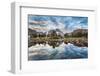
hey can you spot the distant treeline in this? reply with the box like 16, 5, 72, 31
28, 28, 88, 39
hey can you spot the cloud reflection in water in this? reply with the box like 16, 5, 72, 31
28, 42, 88, 60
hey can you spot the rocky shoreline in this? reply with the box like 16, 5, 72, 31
28, 38, 88, 47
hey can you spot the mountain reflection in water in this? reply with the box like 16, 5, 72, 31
28, 42, 88, 60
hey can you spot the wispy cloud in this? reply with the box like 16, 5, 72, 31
28, 15, 88, 33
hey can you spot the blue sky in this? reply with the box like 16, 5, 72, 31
28, 15, 88, 33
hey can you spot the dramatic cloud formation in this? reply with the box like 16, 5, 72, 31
28, 15, 88, 33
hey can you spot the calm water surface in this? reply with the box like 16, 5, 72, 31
28, 42, 88, 60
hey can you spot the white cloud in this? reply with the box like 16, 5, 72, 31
29, 16, 88, 33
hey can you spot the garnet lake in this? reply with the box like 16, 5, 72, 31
28, 42, 88, 60
28, 15, 88, 60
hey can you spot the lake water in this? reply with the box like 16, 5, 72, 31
28, 42, 88, 60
